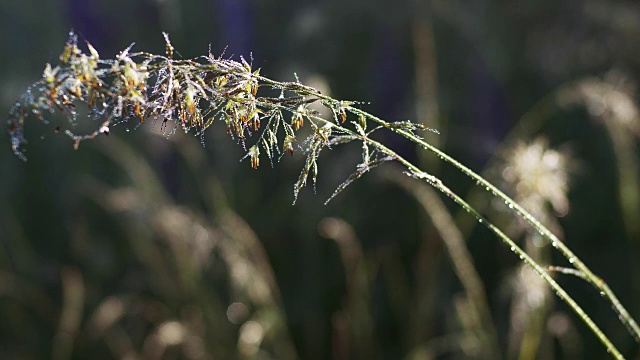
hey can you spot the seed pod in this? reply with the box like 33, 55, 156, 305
249, 145, 260, 169
283, 135, 295, 156
358, 114, 367, 130
185, 86, 196, 114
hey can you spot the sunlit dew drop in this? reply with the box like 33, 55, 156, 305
126, 128, 130, 132
510, 246, 515, 251
478, 219, 483, 223
508, 203, 514, 209
600, 291, 605, 296
569, 257, 576, 264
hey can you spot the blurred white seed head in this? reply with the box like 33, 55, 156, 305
557, 71, 640, 137
502, 137, 571, 218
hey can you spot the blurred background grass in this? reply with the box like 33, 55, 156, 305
1, 0, 640, 359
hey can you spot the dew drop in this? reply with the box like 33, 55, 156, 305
569, 257, 576, 264
510, 246, 515, 251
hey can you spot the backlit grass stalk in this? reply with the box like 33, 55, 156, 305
366, 114, 640, 344
324, 115, 624, 358
335, 116, 623, 357
7, 32, 637, 358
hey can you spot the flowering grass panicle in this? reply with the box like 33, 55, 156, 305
7, 31, 410, 203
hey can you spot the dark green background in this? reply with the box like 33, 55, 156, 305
1, 0, 639, 359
